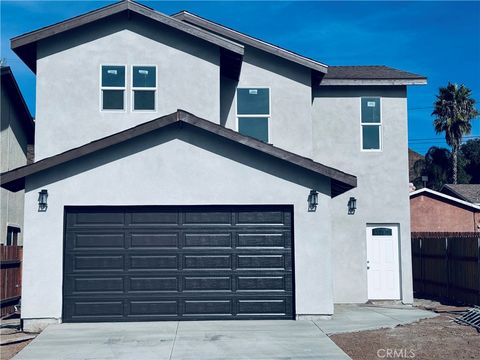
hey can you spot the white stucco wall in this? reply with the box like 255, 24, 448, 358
22, 125, 333, 326
221, 47, 313, 158
312, 86, 413, 304
35, 16, 220, 160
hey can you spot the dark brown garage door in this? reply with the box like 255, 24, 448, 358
63, 206, 294, 322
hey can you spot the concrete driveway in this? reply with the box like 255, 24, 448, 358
13, 320, 350, 360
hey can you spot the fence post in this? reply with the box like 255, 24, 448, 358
420, 237, 424, 296
445, 236, 450, 302
478, 235, 480, 305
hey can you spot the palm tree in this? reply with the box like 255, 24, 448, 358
432, 83, 479, 184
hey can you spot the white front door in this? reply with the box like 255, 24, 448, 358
366, 225, 401, 300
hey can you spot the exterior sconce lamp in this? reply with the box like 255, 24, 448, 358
308, 190, 319, 212
348, 197, 357, 215
38, 189, 48, 212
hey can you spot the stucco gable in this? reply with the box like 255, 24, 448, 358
12, 0, 243, 77
0, 110, 356, 196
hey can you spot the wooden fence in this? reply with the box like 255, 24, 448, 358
0, 245, 22, 318
412, 232, 480, 306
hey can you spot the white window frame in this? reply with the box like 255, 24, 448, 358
235, 87, 271, 143
131, 64, 157, 113
360, 97, 382, 152
100, 64, 127, 112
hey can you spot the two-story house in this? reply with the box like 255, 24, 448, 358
1, 66, 34, 247
0, 0, 426, 331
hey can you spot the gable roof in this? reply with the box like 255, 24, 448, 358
321, 66, 427, 85
11, 0, 244, 73
0, 110, 357, 196
0, 66, 34, 144
171, 10, 328, 75
410, 188, 480, 211
11, 0, 427, 86
441, 184, 480, 204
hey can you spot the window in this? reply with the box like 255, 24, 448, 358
237, 88, 270, 142
6, 226, 20, 246
132, 66, 157, 111
361, 97, 381, 151
372, 227, 392, 236
101, 65, 126, 110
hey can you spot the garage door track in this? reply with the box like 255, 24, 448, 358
13, 320, 350, 359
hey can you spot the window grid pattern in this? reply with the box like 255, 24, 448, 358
361, 97, 382, 151
101, 65, 126, 111
132, 65, 157, 111
237, 88, 270, 143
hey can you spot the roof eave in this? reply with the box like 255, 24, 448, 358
172, 11, 328, 74
0, 67, 35, 141
319, 78, 427, 86
0, 110, 356, 197
11, 0, 244, 74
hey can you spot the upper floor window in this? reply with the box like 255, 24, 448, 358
237, 88, 270, 142
361, 97, 382, 151
101, 65, 126, 111
132, 66, 157, 111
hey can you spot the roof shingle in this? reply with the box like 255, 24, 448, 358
324, 65, 426, 80
441, 184, 480, 204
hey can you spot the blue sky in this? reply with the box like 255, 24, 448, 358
1, 0, 479, 155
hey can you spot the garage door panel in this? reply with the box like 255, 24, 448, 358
129, 300, 178, 316
237, 299, 288, 315
130, 233, 179, 248
237, 233, 287, 248
73, 255, 124, 271
184, 276, 232, 291
68, 233, 125, 250
184, 300, 233, 316
237, 276, 286, 291
67, 211, 125, 227
129, 211, 178, 226
130, 255, 178, 270
63, 206, 293, 322
184, 255, 231, 269
184, 211, 232, 225
72, 277, 125, 293
72, 301, 124, 317
237, 211, 285, 225
184, 233, 232, 248
237, 255, 286, 269
129, 277, 179, 292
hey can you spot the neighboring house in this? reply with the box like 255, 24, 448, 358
0, 66, 34, 246
441, 184, 480, 205
410, 188, 480, 232
0, 0, 426, 330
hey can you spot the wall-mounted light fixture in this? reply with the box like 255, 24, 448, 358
308, 190, 319, 212
348, 197, 357, 215
38, 189, 48, 212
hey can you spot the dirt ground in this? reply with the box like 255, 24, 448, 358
1, 315, 36, 360
331, 313, 480, 360
0, 337, 33, 360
